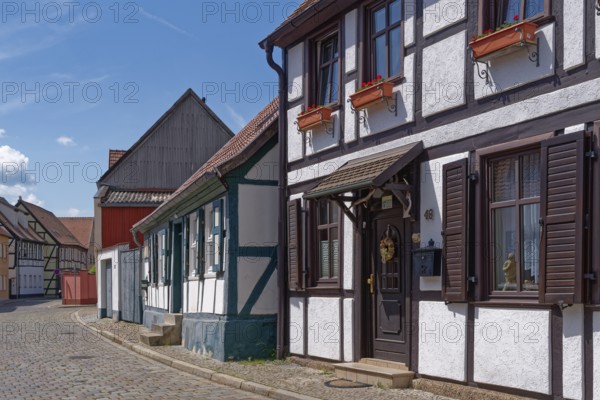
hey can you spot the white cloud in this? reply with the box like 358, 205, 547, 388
0, 129, 5, 138
225, 105, 247, 131
66, 208, 81, 217
0, 184, 43, 206
57, 136, 76, 147
0, 145, 41, 205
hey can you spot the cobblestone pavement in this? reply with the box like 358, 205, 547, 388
0, 299, 266, 400
78, 308, 459, 400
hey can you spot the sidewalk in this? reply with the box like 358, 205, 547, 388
74, 309, 530, 400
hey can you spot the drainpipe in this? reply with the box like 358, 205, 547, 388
260, 38, 287, 360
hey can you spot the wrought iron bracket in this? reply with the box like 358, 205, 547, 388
471, 55, 491, 86
525, 37, 540, 67
294, 118, 334, 137
347, 92, 398, 128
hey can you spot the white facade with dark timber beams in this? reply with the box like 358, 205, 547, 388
262, 0, 600, 398
132, 99, 280, 361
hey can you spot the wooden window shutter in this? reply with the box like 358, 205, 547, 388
287, 199, 302, 290
539, 132, 586, 304
196, 209, 205, 277
442, 158, 469, 302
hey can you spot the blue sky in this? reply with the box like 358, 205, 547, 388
0, 1, 289, 216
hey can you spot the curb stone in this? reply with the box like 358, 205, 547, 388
72, 310, 321, 400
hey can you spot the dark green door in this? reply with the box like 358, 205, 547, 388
172, 223, 183, 313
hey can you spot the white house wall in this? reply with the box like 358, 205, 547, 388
244, 145, 279, 182
474, 23, 555, 99
201, 277, 217, 313
405, 1, 415, 46
238, 185, 279, 246
342, 206, 354, 291
418, 301, 467, 382
287, 42, 304, 101
343, 298, 353, 362
17, 265, 44, 296
306, 111, 340, 156
594, 312, 600, 399
419, 153, 468, 291
473, 307, 551, 394
422, 0, 465, 37
289, 297, 304, 355
562, 304, 584, 400
97, 246, 127, 315
288, 77, 600, 186
422, 31, 465, 117
307, 297, 341, 361
344, 10, 357, 73
236, 257, 277, 314
344, 81, 357, 143
287, 105, 304, 162
146, 282, 169, 311
562, 0, 585, 70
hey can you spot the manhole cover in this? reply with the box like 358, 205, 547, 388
325, 379, 371, 389
68, 355, 94, 360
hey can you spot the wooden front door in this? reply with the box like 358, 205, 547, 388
370, 211, 410, 362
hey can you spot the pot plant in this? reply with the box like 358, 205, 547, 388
296, 104, 333, 132
469, 15, 538, 61
349, 75, 394, 110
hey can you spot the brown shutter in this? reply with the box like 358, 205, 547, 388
442, 158, 469, 302
539, 132, 586, 304
287, 199, 302, 290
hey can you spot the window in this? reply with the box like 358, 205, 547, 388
489, 151, 540, 294
316, 34, 339, 105
482, 0, 548, 32
158, 230, 167, 283
313, 199, 341, 284
370, 0, 403, 79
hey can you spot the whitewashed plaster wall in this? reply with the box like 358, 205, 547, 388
97, 245, 128, 313
245, 145, 279, 182
344, 80, 358, 143
422, 31, 466, 117
289, 297, 305, 355
474, 307, 551, 395
287, 105, 304, 162
17, 267, 43, 296
307, 297, 341, 360
358, 53, 415, 137
563, 304, 584, 400
345, 10, 357, 73
288, 77, 600, 186
287, 42, 303, 101
419, 152, 468, 291
418, 301, 468, 381
306, 110, 340, 156
593, 312, 600, 400
237, 257, 277, 314
238, 185, 279, 246
343, 298, 354, 362
474, 23, 555, 99
183, 279, 203, 313
423, 0, 465, 37
405, 0, 415, 46
563, 0, 585, 70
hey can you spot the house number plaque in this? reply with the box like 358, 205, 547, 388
381, 195, 393, 210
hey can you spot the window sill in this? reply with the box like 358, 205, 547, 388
470, 299, 551, 308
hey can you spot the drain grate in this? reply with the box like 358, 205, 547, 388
68, 355, 94, 360
325, 379, 372, 389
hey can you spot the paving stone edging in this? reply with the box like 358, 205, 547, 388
71, 310, 320, 400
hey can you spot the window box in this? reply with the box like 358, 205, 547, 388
296, 106, 333, 132
349, 81, 394, 111
469, 21, 537, 61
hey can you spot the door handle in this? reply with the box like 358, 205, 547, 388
367, 274, 374, 295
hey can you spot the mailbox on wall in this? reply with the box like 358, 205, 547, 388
412, 239, 442, 277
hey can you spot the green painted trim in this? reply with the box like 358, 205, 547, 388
237, 246, 278, 258
239, 247, 277, 316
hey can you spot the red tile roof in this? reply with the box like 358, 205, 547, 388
0, 198, 45, 243
108, 150, 127, 169
17, 200, 82, 247
275, 0, 319, 31
134, 98, 279, 231
101, 190, 174, 206
59, 217, 93, 249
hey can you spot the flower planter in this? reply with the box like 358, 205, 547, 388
469, 21, 538, 61
296, 107, 333, 132
349, 81, 394, 111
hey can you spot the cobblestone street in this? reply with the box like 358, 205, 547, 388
0, 299, 266, 400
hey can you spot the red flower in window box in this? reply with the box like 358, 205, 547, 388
469, 21, 538, 61
349, 78, 394, 111
296, 105, 333, 132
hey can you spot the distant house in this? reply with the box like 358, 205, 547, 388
0, 198, 45, 298
16, 199, 88, 296
132, 99, 279, 361
95, 88, 234, 320
0, 227, 10, 300
59, 217, 95, 269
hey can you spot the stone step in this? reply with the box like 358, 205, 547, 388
333, 362, 414, 389
139, 331, 163, 346
164, 313, 183, 326
359, 358, 409, 371
151, 323, 176, 336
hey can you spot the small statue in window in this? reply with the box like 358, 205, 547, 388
502, 253, 516, 291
